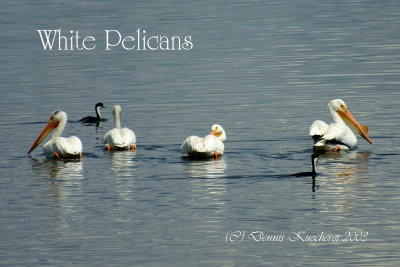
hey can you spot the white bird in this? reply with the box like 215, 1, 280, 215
104, 105, 136, 151
28, 111, 83, 159
309, 99, 372, 152
181, 124, 226, 159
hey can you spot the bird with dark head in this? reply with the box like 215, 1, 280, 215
79, 103, 106, 124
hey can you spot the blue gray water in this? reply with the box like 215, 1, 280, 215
1, 0, 400, 266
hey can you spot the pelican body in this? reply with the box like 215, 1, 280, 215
79, 102, 106, 124
28, 111, 83, 159
309, 99, 372, 152
181, 124, 226, 159
104, 105, 136, 151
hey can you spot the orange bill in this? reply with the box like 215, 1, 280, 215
210, 130, 221, 137
338, 110, 372, 144
28, 118, 59, 154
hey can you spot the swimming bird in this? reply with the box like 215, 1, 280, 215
79, 103, 106, 123
290, 154, 319, 177
309, 99, 372, 152
311, 153, 318, 175
28, 111, 83, 159
181, 124, 226, 159
104, 105, 136, 151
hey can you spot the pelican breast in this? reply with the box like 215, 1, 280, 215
43, 136, 83, 157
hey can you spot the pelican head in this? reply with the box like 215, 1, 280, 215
113, 104, 122, 114
328, 99, 372, 144
210, 124, 226, 141
28, 111, 67, 154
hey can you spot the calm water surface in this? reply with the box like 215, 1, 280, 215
1, 0, 400, 266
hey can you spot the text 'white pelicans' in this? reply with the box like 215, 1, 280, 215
309, 99, 372, 152
104, 105, 136, 151
181, 124, 226, 159
28, 111, 83, 159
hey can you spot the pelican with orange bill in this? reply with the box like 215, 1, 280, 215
28, 111, 83, 159
310, 99, 372, 152
181, 124, 226, 159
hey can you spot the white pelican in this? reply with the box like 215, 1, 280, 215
309, 99, 372, 152
79, 102, 106, 123
181, 124, 226, 159
28, 111, 83, 159
104, 105, 136, 151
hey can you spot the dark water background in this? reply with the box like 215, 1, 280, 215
1, 0, 400, 266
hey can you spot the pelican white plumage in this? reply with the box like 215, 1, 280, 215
28, 111, 83, 159
104, 105, 136, 151
309, 99, 372, 152
181, 124, 226, 159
